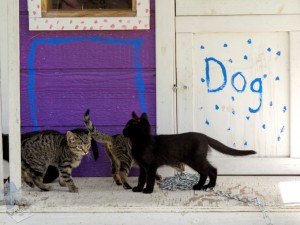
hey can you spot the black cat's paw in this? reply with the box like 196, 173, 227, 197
202, 184, 215, 190
123, 183, 132, 190
192, 184, 204, 190
132, 186, 143, 192
142, 188, 153, 194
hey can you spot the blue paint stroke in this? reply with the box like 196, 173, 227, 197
246, 116, 250, 120
270, 101, 273, 107
244, 141, 248, 146
205, 120, 210, 125
215, 105, 219, 110
200, 45, 205, 49
275, 76, 280, 81
276, 51, 281, 56
201, 78, 206, 83
247, 39, 252, 44
262, 124, 266, 129
228, 59, 233, 63
267, 48, 271, 52
28, 36, 145, 131
248, 78, 263, 113
231, 72, 247, 93
205, 57, 227, 93
223, 43, 228, 48
277, 136, 281, 142
280, 126, 285, 133
231, 96, 235, 101
263, 74, 267, 79
244, 55, 248, 60
232, 110, 236, 115
283, 106, 287, 113
227, 128, 231, 131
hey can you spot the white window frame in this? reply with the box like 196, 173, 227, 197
28, 0, 150, 31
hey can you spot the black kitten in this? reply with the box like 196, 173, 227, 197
123, 112, 256, 194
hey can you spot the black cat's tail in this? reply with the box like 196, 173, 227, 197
206, 135, 256, 156
84, 109, 113, 144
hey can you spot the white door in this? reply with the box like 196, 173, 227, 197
156, 0, 300, 174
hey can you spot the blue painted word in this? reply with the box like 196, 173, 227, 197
205, 57, 263, 113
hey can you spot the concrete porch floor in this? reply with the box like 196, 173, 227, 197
1, 176, 300, 225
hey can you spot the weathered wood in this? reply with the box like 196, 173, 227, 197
176, 0, 300, 16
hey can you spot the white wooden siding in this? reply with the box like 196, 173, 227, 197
156, 0, 300, 175
0, 0, 21, 190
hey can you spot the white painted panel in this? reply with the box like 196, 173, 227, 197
190, 33, 289, 157
176, 15, 300, 33
176, 0, 300, 16
290, 32, 300, 158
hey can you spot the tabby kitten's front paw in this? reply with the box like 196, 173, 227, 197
69, 186, 79, 193
142, 188, 153, 194
132, 186, 143, 192
123, 182, 132, 189
59, 179, 66, 187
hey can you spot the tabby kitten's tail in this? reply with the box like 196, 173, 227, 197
84, 109, 113, 144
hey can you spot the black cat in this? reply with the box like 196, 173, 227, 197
123, 112, 256, 194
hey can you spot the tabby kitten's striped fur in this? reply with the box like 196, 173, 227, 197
21, 130, 91, 192
83, 109, 185, 189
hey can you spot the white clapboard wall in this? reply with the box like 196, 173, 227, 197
156, 0, 300, 175
0, 0, 21, 198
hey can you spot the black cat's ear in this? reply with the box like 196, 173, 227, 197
141, 112, 148, 120
132, 112, 139, 120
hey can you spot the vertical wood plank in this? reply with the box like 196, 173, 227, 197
176, 33, 194, 133
8, 0, 21, 188
290, 32, 300, 158
155, 0, 176, 134
0, 0, 8, 199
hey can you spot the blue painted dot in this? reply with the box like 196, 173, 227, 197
276, 51, 281, 56
262, 124, 266, 129
227, 128, 231, 131
247, 39, 252, 44
263, 74, 268, 79
205, 120, 210, 125
232, 110, 236, 115
201, 78, 205, 83
215, 105, 220, 110
244, 55, 248, 60
224, 43, 228, 47
246, 116, 250, 120
244, 141, 248, 146
231, 96, 235, 101
280, 126, 285, 133
277, 136, 281, 142
283, 106, 287, 113
228, 59, 233, 63
267, 48, 272, 52
200, 45, 205, 49
275, 76, 280, 81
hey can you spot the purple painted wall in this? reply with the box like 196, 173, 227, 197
20, 0, 156, 177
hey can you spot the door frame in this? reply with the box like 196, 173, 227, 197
0, 0, 21, 189
156, 0, 300, 174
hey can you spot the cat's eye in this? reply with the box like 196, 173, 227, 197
28, 0, 150, 30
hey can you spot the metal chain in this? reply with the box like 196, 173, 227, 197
158, 172, 273, 225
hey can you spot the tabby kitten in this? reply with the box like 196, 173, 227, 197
21, 130, 91, 192
83, 109, 185, 189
